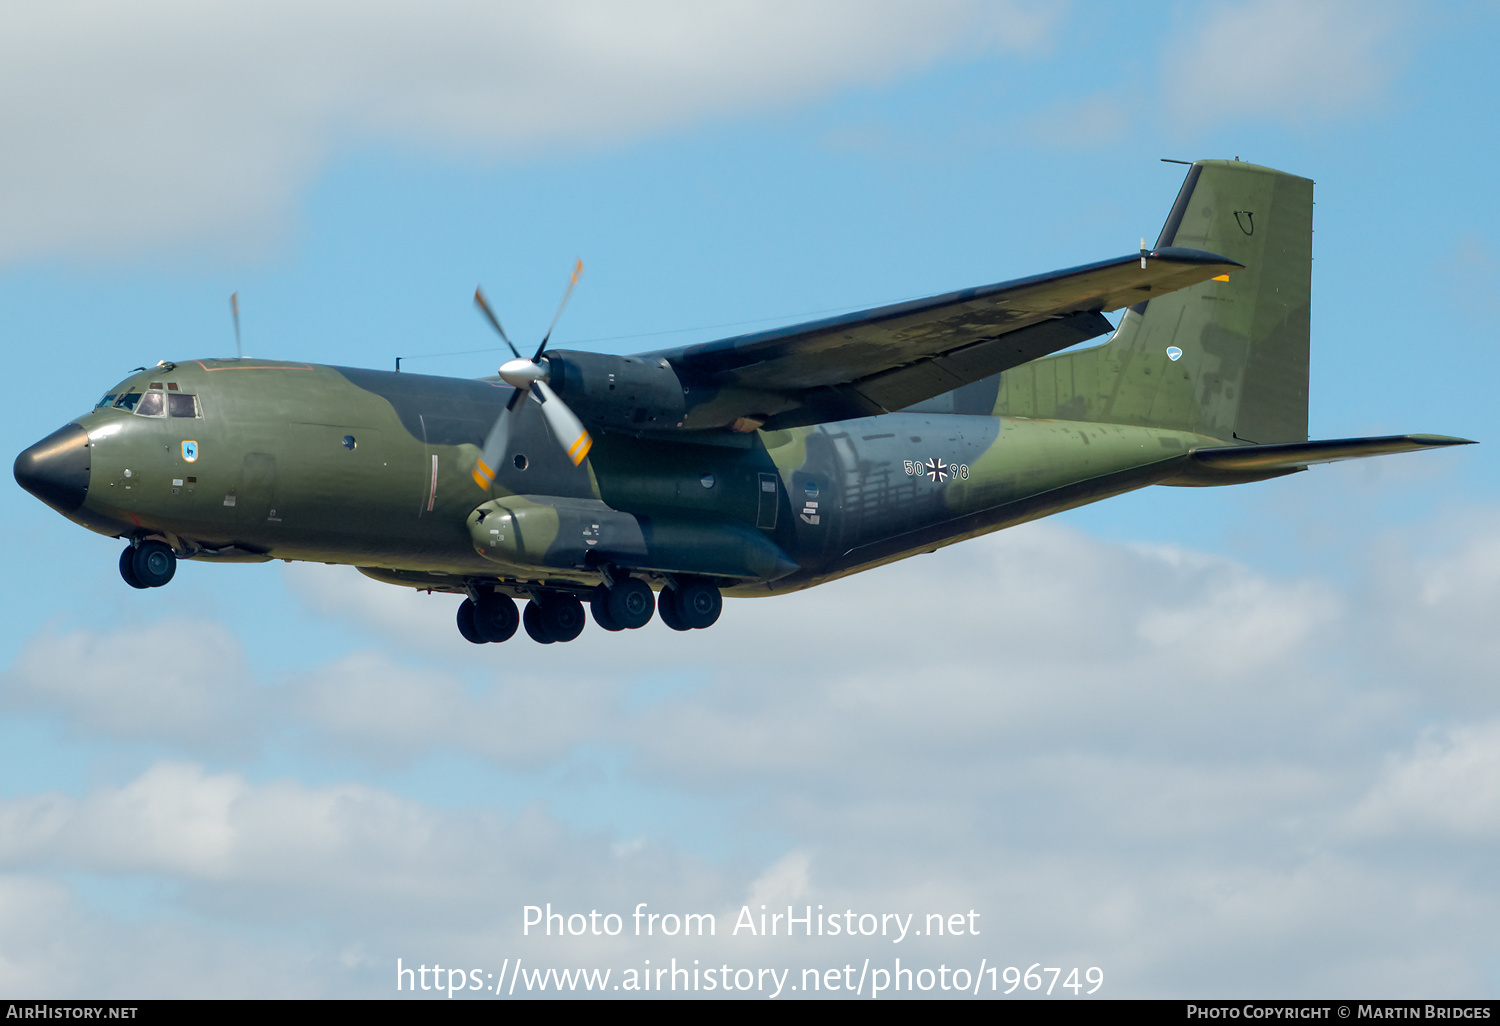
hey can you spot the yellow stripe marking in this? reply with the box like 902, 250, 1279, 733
1212, 273, 1230, 281
472, 459, 495, 490
568, 433, 593, 465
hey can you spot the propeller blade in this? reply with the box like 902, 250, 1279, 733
472, 387, 527, 491
532, 379, 593, 466
533, 259, 583, 360
474, 286, 521, 359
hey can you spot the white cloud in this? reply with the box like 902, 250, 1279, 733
0, 1, 1055, 264
1162, 0, 1402, 127
8, 508, 1500, 996
2, 620, 257, 751
1346, 720, 1500, 838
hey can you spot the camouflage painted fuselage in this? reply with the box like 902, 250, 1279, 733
54, 358, 1227, 598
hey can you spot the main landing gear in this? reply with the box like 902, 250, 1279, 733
119, 540, 176, 589
455, 577, 721, 643
658, 579, 722, 631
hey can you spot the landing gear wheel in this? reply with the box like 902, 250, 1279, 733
538, 593, 586, 642
119, 546, 148, 589
456, 599, 485, 644
131, 541, 176, 588
675, 580, 722, 629
523, 601, 555, 644
657, 587, 690, 632
590, 587, 624, 632
473, 594, 519, 643
607, 577, 655, 629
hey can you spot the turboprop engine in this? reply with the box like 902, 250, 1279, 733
542, 351, 689, 433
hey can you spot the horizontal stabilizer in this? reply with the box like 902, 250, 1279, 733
1191, 434, 1475, 473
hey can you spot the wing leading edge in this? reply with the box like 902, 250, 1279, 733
646, 246, 1241, 431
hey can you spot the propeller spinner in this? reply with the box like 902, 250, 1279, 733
471, 262, 593, 491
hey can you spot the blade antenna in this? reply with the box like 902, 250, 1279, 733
230, 292, 242, 357
474, 286, 521, 360
533, 258, 583, 360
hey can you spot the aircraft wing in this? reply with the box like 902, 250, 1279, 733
650, 246, 1241, 430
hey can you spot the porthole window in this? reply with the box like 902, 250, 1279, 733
700, 473, 715, 489
342, 435, 356, 450
514, 454, 528, 470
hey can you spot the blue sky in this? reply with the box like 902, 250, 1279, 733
2, 0, 1498, 998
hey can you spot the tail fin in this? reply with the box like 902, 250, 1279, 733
995, 159, 1313, 444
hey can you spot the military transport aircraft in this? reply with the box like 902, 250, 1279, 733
14, 159, 1473, 644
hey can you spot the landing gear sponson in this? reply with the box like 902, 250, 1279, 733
457, 575, 721, 644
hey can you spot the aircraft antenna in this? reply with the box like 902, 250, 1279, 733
230, 292, 242, 358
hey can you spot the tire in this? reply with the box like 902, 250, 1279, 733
675, 580, 721, 629
607, 578, 655, 629
590, 587, 624, 631
522, 600, 555, 644
119, 546, 147, 589
539, 594, 586, 643
131, 541, 176, 588
456, 599, 485, 644
473, 594, 520, 643
657, 587, 691, 632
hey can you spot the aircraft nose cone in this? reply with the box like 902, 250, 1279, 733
14, 424, 90, 514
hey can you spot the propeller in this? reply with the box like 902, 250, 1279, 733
471, 261, 593, 491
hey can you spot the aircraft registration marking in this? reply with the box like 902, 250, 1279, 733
903, 459, 969, 483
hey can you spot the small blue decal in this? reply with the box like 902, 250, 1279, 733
182, 440, 199, 462
1166, 346, 1183, 362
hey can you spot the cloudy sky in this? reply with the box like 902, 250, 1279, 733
3, 0, 1498, 999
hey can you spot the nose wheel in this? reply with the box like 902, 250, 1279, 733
120, 541, 176, 589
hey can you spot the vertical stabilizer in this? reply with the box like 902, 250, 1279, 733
995, 160, 1313, 443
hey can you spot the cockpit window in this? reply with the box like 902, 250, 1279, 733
135, 392, 165, 417
96, 394, 117, 409
113, 391, 143, 411
167, 393, 199, 418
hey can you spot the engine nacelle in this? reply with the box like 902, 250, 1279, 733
543, 350, 688, 433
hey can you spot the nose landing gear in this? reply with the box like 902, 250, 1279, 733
119, 541, 176, 589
